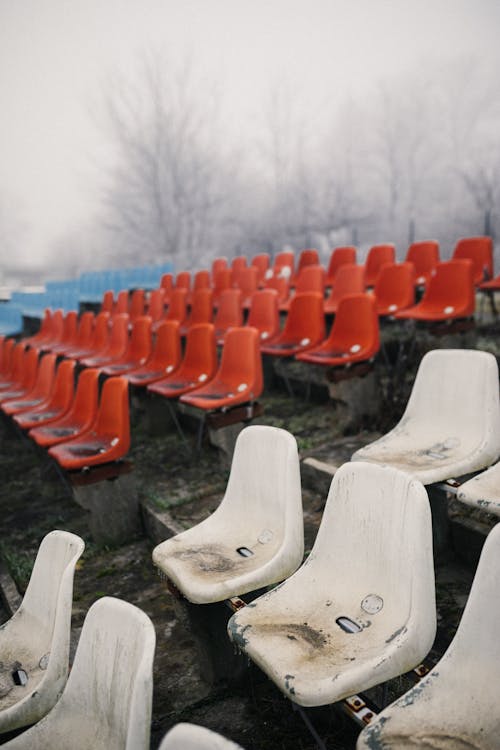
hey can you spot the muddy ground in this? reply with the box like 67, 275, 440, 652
0, 338, 494, 748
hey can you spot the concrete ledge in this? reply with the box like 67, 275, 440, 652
141, 502, 185, 546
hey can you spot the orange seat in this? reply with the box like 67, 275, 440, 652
291, 248, 320, 286
100, 316, 153, 376
213, 289, 243, 345
114, 289, 129, 315
180, 327, 263, 411
129, 289, 145, 322
263, 274, 290, 305
230, 256, 247, 286
175, 271, 191, 293
212, 268, 232, 307
29, 367, 99, 447
31, 309, 65, 352
192, 269, 211, 292
57, 311, 95, 358
147, 323, 217, 399
405, 240, 440, 286
147, 288, 166, 324
261, 292, 325, 357
271, 250, 295, 281
80, 313, 129, 368
280, 265, 325, 312
247, 289, 280, 342
372, 262, 415, 316
297, 294, 380, 366
48, 376, 130, 471
211, 257, 228, 284
251, 253, 270, 286
0, 341, 26, 389
325, 246, 357, 288
159, 288, 187, 330
362, 244, 396, 287
66, 311, 108, 361
180, 289, 213, 336
395, 259, 475, 321
100, 290, 115, 314
2, 352, 57, 416
160, 273, 174, 305
0, 338, 15, 381
236, 266, 259, 308
127, 320, 181, 387
22, 308, 52, 347
49, 311, 79, 355
324, 264, 365, 314
15, 358, 76, 430
0, 346, 38, 402
452, 236, 493, 285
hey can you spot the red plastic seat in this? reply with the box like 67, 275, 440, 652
297, 294, 380, 366
213, 289, 243, 345
100, 290, 114, 314
263, 274, 290, 305
22, 308, 52, 347
324, 264, 365, 314
158, 288, 187, 330
362, 244, 396, 287
230, 256, 247, 286
452, 236, 493, 285
211, 257, 228, 283
251, 253, 270, 286
192, 269, 211, 292
127, 320, 181, 386
395, 259, 475, 321
405, 240, 440, 286
147, 323, 217, 399
129, 289, 145, 322
280, 265, 325, 312
15, 358, 76, 430
49, 311, 79, 355
2, 352, 57, 416
114, 290, 129, 315
372, 262, 415, 316
0, 341, 26, 389
325, 246, 357, 287
175, 271, 191, 294
261, 292, 325, 357
28, 367, 99, 447
0, 338, 15, 381
271, 251, 295, 281
100, 316, 153, 376
147, 288, 166, 324
212, 268, 232, 308
31, 309, 65, 352
66, 311, 108, 361
48, 376, 130, 471
180, 289, 213, 336
291, 248, 320, 286
180, 327, 263, 411
80, 313, 129, 368
0, 346, 38, 402
235, 266, 259, 308
57, 311, 95, 358
160, 273, 174, 305
247, 289, 280, 342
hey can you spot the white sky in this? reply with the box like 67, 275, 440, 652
1, 0, 500, 267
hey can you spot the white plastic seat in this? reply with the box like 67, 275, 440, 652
227, 461, 436, 708
159, 722, 245, 750
2, 597, 156, 750
0, 530, 84, 733
457, 460, 500, 516
352, 349, 500, 484
357, 522, 500, 750
152, 425, 304, 604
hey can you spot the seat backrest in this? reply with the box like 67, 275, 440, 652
74, 311, 95, 350
160, 273, 174, 296
147, 288, 166, 322
273, 251, 295, 278
251, 253, 270, 284
214, 289, 243, 329
106, 313, 130, 358
0, 337, 15, 376
234, 265, 258, 296
405, 240, 440, 277
452, 235, 493, 283
127, 315, 152, 362
401, 348, 500, 444
19, 347, 39, 391
326, 264, 365, 306
294, 264, 325, 294
364, 244, 396, 284
60, 311, 78, 345
114, 289, 129, 315
175, 271, 191, 291
212, 425, 303, 546
62, 367, 100, 428
56, 597, 155, 750
47, 358, 76, 411
296, 248, 320, 275
149, 320, 181, 372
4, 342, 26, 383
92, 376, 130, 447
306, 461, 435, 632
89, 311, 111, 353
218, 327, 263, 397
165, 289, 187, 323
28, 352, 57, 399
247, 289, 280, 341
179, 323, 217, 381
374, 262, 415, 310
129, 289, 145, 320
100, 290, 114, 314
188, 289, 213, 326
193, 269, 211, 291
419, 259, 475, 315
282, 292, 325, 342
263, 274, 289, 302
326, 246, 357, 283
211, 257, 228, 282
213, 268, 232, 300
327, 293, 380, 353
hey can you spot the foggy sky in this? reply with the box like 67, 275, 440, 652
1, 0, 499, 269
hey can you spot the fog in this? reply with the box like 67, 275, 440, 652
1, 0, 500, 283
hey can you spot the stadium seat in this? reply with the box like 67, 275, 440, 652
47, 311, 78, 355
323, 264, 365, 315
263, 274, 290, 305
114, 289, 129, 315
80, 313, 130, 368
395, 259, 475, 322
280, 265, 325, 312
456, 459, 500, 516
251, 253, 270, 286
160, 272, 174, 304
0, 530, 84, 733
212, 268, 232, 308
260, 292, 325, 357
31, 309, 64, 352
192, 269, 211, 293
362, 244, 396, 287
0, 338, 15, 380
246, 289, 280, 342
357, 522, 500, 750
152, 425, 303, 603
352, 349, 500, 484
213, 289, 243, 345
405, 240, 440, 286
100, 316, 153, 376
235, 265, 259, 308
21, 308, 52, 347
147, 288, 166, 324
127, 320, 182, 387
0, 346, 38, 403
175, 271, 191, 293
372, 262, 415, 316
180, 289, 213, 337
162, 288, 188, 328
2, 352, 56, 416
29, 367, 99, 447
0, 597, 155, 750
159, 723, 245, 750
0, 342, 27, 390
147, 323, 217, 399
297, 294, 379, 367
100, 289, 115, 314
230, 256, 247, 287
325, 246, 357, 288
129, 288, 145, 321
66, 311, 108, 361
180, 326, 263, 411
211, 257, 228, 283
48, 376, 130, 471
56, 311, 95, 358
452, 235, 493, 285
15, 359, 76, 431
291, 248, 320, 285
269, 250, 295, 281
228, 461, 436, 707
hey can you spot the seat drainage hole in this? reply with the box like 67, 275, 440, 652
236, 547, 254, 557
336, 616, 362, 634
12, 669, 28, 686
